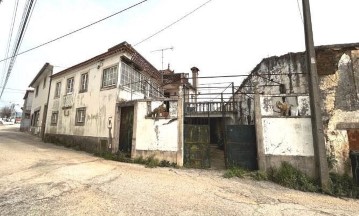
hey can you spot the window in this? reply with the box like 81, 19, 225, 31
120, 62, 141, 91
102, 65, 118, 88
54, 82, 61, 98
75, 107, 86, 126
66, 77, 74, 94
51, 112, 58, 125
32, 110, 40, 126
35, 85, 39, 97
43, 77, 46, 88
80, 73, 88, 92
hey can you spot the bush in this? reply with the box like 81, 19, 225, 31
223, 167, 246, 178
267, 162, 319, 192
250, 170, 268, 181
145, 155, 159, 168
328, 172, 359, 198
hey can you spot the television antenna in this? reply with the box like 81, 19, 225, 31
151, 46, 174, 70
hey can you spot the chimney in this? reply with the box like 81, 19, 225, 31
191, 67, 199, 90
191, 67, 199, 102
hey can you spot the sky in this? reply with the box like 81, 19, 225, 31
0, 0, 358, 107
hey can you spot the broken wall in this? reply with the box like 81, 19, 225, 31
320, 51, 359, 174
256, 94, 316, 177
132, 100, 182, 164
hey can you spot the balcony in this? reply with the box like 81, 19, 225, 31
185, 102, 235, 114
62, 94, 73, 109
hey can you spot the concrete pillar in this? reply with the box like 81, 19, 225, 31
254, 93, 266, 171
177, 88, 184, 166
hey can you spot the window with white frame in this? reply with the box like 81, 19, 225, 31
75, 107, 86, 125
102, 65, 118, 88
66, 77, 74, 94
120, 62, 142, 92
80, 73, 88, 92
51, 111, 58, 125
54, 82, 61, 98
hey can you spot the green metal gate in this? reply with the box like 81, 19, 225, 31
226, 125, 258, 170
119, 106, 134, 156
184, 124, 210, 168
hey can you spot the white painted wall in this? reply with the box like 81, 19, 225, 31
46, 54, 120, 138
134, 101, 178, 151
30, 65, 52, 135
262, 118, 314, 156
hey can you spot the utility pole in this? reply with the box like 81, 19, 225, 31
151, 46, 174, 70
302, 0, 329, 189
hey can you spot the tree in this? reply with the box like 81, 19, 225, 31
0, 106, 12, 118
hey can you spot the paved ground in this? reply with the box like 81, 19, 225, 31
1, 125, 359, 216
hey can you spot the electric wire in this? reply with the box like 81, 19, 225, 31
0, 0, 36, 98
134, 0, 213, 46
0, 0, 148, 64
0, 0, 19, 88
296, 0, 304, 23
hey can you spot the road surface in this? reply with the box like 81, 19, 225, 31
1, 125, 358, 215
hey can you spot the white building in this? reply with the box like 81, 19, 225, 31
28, 63, 53, 138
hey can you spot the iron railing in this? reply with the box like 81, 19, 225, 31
62, 94, 73, 108
185, 102, 235, 114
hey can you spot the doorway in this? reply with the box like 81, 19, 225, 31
119, 106, 134, 156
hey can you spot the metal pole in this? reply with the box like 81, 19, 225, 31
231, 82, 235, 111
302, 0, 329, 189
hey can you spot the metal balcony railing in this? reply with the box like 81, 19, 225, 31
185, 102, 235, 114
62, 94, 73, 108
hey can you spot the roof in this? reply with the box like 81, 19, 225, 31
51, 41, 162, 81
162, 72, 195, 90
29, 63, 53, 87
23, 89, 34, 99
159, 68, 174, 75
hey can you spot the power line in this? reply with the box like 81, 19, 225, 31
0, 0, 37, 99
0, 0, 149, 64
134, 0, 213, 46
296, 0, 304, 23
0, 0, 19, 88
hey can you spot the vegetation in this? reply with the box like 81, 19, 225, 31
95, 151, 177, 168
267, 162, 319, 192
224, 162, 359, 199
223, 167, 267, 181
328, 172, 359, 198
0, 106, 11, 118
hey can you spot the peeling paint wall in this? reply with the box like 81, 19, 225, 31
240, 47, 359, 175
234, 52, 308, 124
262, 118, 314, 156
320, 52, 359, 173
134, 101, 178, 152
260, 95, 311, 117
30, 65, 53, 136
131, 100, 181, 163
46, 54, 120, 139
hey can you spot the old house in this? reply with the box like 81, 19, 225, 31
28, 63, 53, 138
20, 89, 34, 131
43, 42, 188, 164
234, 42, 359, 177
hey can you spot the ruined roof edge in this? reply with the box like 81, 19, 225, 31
237, 41, 359, 93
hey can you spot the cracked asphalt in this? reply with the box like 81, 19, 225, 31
1, 125, 359, 216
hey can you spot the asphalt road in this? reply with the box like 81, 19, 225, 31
1, 125, 359, 216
